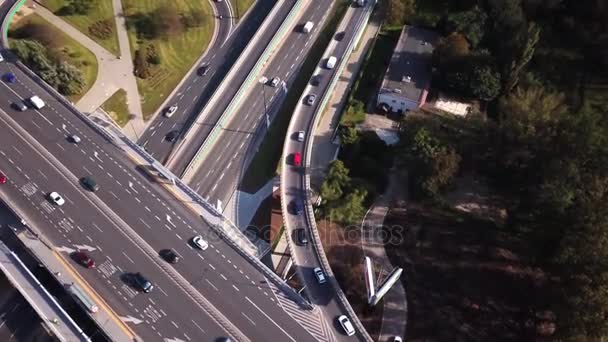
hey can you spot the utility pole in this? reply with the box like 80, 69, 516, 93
258, 77, 270, 131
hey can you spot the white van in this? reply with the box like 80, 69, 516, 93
29, 96, 45, 109
326, 56, 337, 69
302, 21, 314, 33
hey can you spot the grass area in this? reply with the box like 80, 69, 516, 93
41, 0, 119, 56
239, 0, 350, 193
101, 89, 130, 126
9, 13, 98, 102
233, 0, 255, 20
122, 0, 214, 119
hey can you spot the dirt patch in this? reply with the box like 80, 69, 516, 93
444, 173, 509, 225
317, 219, 383, 339
384, 201, 557, 341
10, 4, 35, 25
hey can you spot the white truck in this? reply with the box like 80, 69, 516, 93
326, 56, 337, 69
28, 96, 45, 109
302, 21, 314, 33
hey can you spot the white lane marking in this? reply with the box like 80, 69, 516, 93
175, 233, 182, 240
108, 191, 119, 199
158, 286, 169, 297
207, 263, 216, 270
122, 251, 135, 264
242, 312, 256, 326
191, 320, 205, 334
144, 206, 151, 212
56, 143, 65, 151
82, 166, 92, 174
11, 146, 22, 156
139, 218, 151, 229
232, 284, 239, 292
205, 279, 219, 291
92, 223, 103, 233
220, 274, 227, 281
171, 321, 179, 329
245, 296, 297, 342
37, 169, 48, 180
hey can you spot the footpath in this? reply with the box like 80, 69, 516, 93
32, 1, 144, 138
361, 171, 407, 341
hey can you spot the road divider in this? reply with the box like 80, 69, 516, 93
177, 0, 308, 181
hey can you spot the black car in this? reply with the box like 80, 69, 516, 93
160, 249, 179, 264
197, 65, 209, 76
291, 200, 303, 215
132, 272, 153, 293
311, 74, 321, 86
12, 101, 27, 112
294, 228, 308, 246
165, 130, 179, 142
80, 176, 99, 192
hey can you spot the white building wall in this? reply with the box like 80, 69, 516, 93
377, 92, 418, 113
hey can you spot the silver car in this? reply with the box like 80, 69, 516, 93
306, 94, 316, 106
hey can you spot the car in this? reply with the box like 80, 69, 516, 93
80, 176, 99, 192
3, 73, 16, 83
218, 14, 223, 19
393, 337, 403, 342
192, 235, 209, 250
48, 192, 65, 206
270, 77, 280, 87
311, 74, 321, 86
165, 130, 179, 142
132, 272, 153, 293
197, 65, 209, 76
306, 94, 316, 106
164, 105, 178, 118
0, 172, 7, 184
160, 249, 179, 264
337, 315, 355, 336
293, 152, 301, 166
292, 200, 303, 215
294, 228, 308, 246
297, 130, 305, 142
72, 251, 95, 268
335, 31, 345, 41
313, 267, 326, 284
12, 101, 27, 112
0, 53, 4, 62
68, 135, 81, 144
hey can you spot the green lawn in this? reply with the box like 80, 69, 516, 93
234, 0, 255, 20
122, 0, 214, 119
101, 89, 130, 126
41, 0, 119, 56
9, 14, 98, 102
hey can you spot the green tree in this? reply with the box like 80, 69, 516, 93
340, 126, 360, 146
386, 0, 415, 26
328, 188, 368, 225
470, 65, 502, 100
320, 160, 351, 203
434, 32, 470, 67
56, 62, 85, 95
446, 6, 487, 48
505, 22, 541, 92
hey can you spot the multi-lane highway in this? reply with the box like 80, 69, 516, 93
186, 1, 334, 210
281, 2, 375, 341
0, 57, 332, 341
137, 0, 279, 164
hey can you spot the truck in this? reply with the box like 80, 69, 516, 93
326, 56, 337, 69
354, 0, 366, 6
28, 96, 45, 110
302, 21, 314, 33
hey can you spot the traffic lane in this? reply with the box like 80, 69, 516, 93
189, 0, 330, 199
0, 116, 231, 341
168, 0, 297, 176
0, 78, 316, 341
139, 0, 276, 163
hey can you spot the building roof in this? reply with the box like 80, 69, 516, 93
379, 25, 438, 103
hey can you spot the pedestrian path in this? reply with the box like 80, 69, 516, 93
33, 2, 144, 139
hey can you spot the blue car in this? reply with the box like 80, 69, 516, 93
3, 73, 16, 84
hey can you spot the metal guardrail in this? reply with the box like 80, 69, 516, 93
181, 0, 307, 181
280, 1, 376, 341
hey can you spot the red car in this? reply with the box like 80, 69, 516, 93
0, 172, 6, 184
293, 152, 301, 167
72, 251, 95, 268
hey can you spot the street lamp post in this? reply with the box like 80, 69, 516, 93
258, 77, 270, 131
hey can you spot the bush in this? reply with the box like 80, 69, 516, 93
88, 19, 114, 40
133, 49, 150, 79
182, 9, 206, 28
59, 0, 95, 16
145, 44, 160, 65
56, 62, 85, 95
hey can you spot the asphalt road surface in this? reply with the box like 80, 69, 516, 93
0, 60, 329, 341
138, 0, 280, 165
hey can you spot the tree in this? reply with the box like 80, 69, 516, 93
56, 62, 85, 95
152, 5, 184, 38
327, 188, 368, 225
446, 6, 487, 48
505, 22, 541, 92
434, 32, 470, 67
386, 0, 415, 26
60, 0, 95, 15
320, 160, 351, 203
340, 126, 360, 146
470, 65, 502, 100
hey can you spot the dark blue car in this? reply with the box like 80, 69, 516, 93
3, 73, 16, 84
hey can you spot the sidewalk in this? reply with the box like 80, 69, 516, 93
33, 2, 144, 139
361, 171, 407, 341
0, 240, 91, 342
309, 6, 382, 188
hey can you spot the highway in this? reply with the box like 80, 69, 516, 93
187, 0, 333, 211
137, 0, 278, 164
0, 57, 331, 341
281, 2, 375, 341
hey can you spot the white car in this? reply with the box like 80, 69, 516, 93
393, 337, 403, 342
313, 267, 326, 284
165, 105, 178, 118
270, 77, 280, 87
297, 130, 305, 142
192, 235, 208, 250
69, 135, 81, 144
0, 53, 4, 62
338, 315, 355, 336
48, 192, 65, 206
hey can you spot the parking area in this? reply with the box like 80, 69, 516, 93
0, 274, 54, 341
